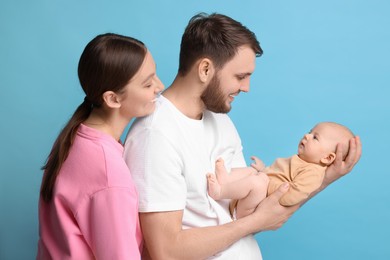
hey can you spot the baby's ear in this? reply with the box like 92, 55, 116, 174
320, 152, 336, 166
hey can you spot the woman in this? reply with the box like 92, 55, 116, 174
37, 33, 164, 259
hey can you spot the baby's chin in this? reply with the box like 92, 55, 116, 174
297, 146, 305, 157
297, 153, 305, 161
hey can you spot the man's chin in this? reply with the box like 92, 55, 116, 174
208, 107, 230, 114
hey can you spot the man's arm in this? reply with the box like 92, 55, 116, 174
140, 183, 298, 260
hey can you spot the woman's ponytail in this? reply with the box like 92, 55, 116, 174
39, 33, 146, 202
40, 101, 92, 202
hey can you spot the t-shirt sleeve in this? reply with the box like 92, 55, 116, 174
76, 187, 141, 260
230, 138, 246, 169
124, 127, 186, 212
223, 115, 247, 169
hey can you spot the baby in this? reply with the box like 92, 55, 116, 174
207, 121, 355, 219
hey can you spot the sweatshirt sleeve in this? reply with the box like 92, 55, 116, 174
76, 187, 142, 260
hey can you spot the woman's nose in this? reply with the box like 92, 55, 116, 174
156, 77, 165, 92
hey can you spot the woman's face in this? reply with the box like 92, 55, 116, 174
119, 50, 164, 118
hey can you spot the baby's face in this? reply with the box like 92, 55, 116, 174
298, 123, 350, 164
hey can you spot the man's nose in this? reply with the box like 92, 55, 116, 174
240, 84, 250, 93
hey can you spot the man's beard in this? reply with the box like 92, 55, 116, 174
201, 74, 231, 114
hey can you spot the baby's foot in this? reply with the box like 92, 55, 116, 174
207, 173, 222, 200
215, 158, 229, 185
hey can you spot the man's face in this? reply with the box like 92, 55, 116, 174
200, 72, 228, 113
201, 46, 256, 113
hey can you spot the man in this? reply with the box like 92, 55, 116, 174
124, 13, 361, 259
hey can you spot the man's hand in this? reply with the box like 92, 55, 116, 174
247, 183, 299, 232
322, 136, 362, 188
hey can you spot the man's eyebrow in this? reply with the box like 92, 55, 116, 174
236, 72, 252, 76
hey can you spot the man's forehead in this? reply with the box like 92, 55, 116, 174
223, 47, 256, 72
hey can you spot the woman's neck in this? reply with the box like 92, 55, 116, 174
84, 109, 128, 141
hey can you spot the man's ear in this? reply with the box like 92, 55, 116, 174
102, 91, 121, 108
198, 58, 214, 83
320, 152, 336, 166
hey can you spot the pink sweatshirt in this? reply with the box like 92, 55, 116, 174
37, 124, 142, 259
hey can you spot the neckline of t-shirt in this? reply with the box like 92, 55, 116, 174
78, 124, 124, 151
160, 95, 205, 125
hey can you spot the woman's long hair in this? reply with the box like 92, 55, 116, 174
40, 33, 147, 202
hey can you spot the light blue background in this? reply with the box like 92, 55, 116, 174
1, 1, 389, 259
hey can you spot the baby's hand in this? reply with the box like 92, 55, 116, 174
250, 156, 266, 172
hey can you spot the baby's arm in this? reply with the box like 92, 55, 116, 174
250, 156, 266, 172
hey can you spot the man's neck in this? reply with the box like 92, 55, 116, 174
163, 76, 205, 120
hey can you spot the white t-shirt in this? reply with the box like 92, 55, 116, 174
124, 95, 262, 259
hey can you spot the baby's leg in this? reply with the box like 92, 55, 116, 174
207, 158, 230, 200
235, 172, 269, 219
215, 158, 229, 185
207, 173, 222, 199
207, 158, 265, 202
215, 158, 256, 183
209, 171, 268, 207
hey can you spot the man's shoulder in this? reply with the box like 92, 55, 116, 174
127, 97, 179, 141
133, 96, 172, 124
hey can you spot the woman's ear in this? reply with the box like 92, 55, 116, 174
102, 91, 121, 109
320, 152, 336, 166
198, 58, 214, 83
